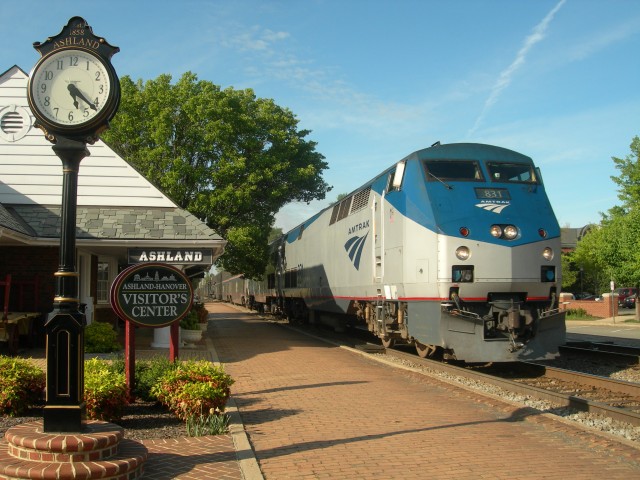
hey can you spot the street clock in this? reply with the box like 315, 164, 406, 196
27, 17, 120, 143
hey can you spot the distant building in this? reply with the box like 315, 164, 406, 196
561, 225, 596, 253
0, 66, 225, 332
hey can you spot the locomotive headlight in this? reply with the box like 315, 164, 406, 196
503, 225, 518, 239
455, 246, 470, 260
490, 224, 518, 240
542, 247, 554, 261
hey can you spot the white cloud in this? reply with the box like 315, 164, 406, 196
567, 17, 640, 62
468, 0, 566, 136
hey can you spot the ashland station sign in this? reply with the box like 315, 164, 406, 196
110, 263, 193, 327
127, 248, 213, 264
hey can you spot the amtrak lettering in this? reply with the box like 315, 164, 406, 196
348, 220, 370, 235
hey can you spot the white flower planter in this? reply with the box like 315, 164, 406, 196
180, 328, 203, 342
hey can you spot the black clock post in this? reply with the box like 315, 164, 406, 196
44, 137, 89, 432
27, 17, 120, 433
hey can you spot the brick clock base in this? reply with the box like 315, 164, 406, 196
0, 421, 146, 479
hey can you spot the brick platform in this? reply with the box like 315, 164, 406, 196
207, 302, 640, 480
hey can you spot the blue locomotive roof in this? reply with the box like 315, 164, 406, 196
282, 143, 560, 246
388, 143, 561, 245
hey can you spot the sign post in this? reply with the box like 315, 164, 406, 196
110, 263, 194, 396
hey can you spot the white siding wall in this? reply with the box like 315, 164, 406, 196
0, 66, 175, 208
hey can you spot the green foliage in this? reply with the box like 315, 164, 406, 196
0, 357, 45, 416
151, 360, 234, 421
565, 308, 596, 320
610, 136, 640, 210
570, 136, 640, 297
192, 301, 208, 323
561, 252, 578, 291
134, 356, 178, 402
180, 309, 200, 330
186, 411, 230, 437
84, 358, 128, 421
101, 72, 331, 278
85, 321, 121, 353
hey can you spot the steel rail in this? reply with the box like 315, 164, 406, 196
382, 349, 640, 427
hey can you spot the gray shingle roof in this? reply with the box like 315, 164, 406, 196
1, 204, 223, 241
0, 203, 34, 236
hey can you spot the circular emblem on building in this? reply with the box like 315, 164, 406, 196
110, 263, 193, 327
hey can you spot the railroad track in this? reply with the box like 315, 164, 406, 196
560, 341, 640, 364
381, 348, 640, 427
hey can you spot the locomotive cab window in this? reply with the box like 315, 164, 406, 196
424, 160, 483, 181
487, 162, 538, 184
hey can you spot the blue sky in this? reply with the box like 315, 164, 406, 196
2, 0, 639, 232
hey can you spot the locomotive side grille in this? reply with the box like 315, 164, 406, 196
351, 187, 371, 213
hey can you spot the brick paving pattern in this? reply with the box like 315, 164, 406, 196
207, 303, 640, 480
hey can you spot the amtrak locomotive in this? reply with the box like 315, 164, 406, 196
218, 142, 566, 362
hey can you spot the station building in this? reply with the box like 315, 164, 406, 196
0, 66, 225, 341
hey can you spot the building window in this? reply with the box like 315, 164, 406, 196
97, 261, 110, 303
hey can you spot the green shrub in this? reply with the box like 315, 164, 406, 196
134, 356, 178, 401
566, 308, 596, 320
0, 356, 45, 416
151, 360, 234, 421
84, 358, 128, 421
85, 321, 121, 353
186, 411, 230, 436
180, 310, 200, 330
192, 302, 208, 323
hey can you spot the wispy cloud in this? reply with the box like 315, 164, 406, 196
567, 16, 640, 62
219, 26, 290, 53
215, 24, 424, 134
467, 0, 566, 136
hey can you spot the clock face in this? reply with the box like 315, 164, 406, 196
28, 49, 115, 130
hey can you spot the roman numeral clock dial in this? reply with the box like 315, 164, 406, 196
28, 48, 119, 140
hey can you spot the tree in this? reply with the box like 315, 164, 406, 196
610, 136, 640, 211
102, 72, 331, 277
572, 136, 640, 317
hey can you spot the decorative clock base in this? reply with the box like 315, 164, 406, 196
0, 421, 147, 479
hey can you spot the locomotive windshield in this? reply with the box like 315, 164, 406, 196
424, 160, 483, 181
487, 162, 538, 184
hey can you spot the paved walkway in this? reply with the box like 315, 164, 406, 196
5, 303, 640, 479
207, 303, 640, 480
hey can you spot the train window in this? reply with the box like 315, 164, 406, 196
387, 162, 406, 191
424, 160, 483, 181
487, 162, 538, 184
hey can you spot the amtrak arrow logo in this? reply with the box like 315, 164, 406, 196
344, 232, 368, 270
475, 202, 509, 214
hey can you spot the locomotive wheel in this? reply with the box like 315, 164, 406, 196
415, 341, 436, 358
380, 336, 395, 348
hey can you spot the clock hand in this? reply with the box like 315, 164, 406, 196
67, 84, 98, 111
67, 84, 79, 109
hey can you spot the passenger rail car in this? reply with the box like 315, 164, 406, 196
213, 271, 268, 310
238, 143, 565, 362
